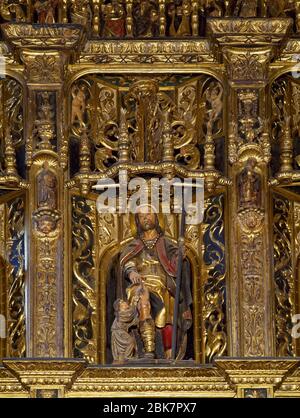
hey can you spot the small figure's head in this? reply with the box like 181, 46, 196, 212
244, 99, 253, 114
210, 86, 219, 100
137, 211, 156, 231
113, 298, 130, 313
36, 216, 57, 234
150, 9, 158, 22
140, 0, 147, 13
135, 205, 162, 236
246, 158, 257, 170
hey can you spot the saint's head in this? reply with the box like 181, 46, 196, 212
134, 205, 162, 237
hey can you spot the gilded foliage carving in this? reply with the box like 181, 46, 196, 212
0, 79, 24, 147
0, 78, 24, 180
271, 76, 300, 177
24, 54, 61, 83
273, 195, 294, 356
69, 74, 224, 174
224, 47, 271, 82
202, 194, 227, 362
2, 0, 300, 396
72, 196, 97, 363
6, 196, 26, 358
238, 209, 265, 357
32, 163, 61, 357
79, 39, 215, 64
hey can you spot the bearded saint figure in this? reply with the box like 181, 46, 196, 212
114, 206, 192, 361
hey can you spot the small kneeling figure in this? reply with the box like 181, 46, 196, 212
111, 299, 138, 364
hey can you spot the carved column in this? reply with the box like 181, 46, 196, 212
1, 24, 85, 358
207, 16, 291, 358
224, 46, 274, 357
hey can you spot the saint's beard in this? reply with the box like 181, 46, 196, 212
141, 222, 156, 232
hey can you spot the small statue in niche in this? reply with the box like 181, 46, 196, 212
168, 0, 191, 37
111, 298, 139, 364
118, 206, 192, 360
33, 0, 47, 23
102, 0, 126, 38
34, 0, 58, 23
238, 159, 262, 210
44, 0, 58, 23
268, 0, 294, 17
205, 82, 223, 135
0, 1, 27, 22
70, 0, 92, 27
238, 90, 262, 143
204, 0, 223, 17
37, 163, 58, 210
133, 0, 159, 37
234, 0, 258, 17
71, 85, 87, 128
33, 92, 55, 150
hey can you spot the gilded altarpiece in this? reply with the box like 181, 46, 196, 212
2, 0, 300, 399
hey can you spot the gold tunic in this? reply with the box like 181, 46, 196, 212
125, 247, 174, 328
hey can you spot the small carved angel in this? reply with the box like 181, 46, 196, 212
71, 85, 87, 127
205, 83, 223, 134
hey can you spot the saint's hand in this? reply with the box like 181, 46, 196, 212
129, 271, 142, 284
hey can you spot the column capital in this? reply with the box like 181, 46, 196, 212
223, 46, 272, 86
1, 23, 87, 65
207, 18, 292, 56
